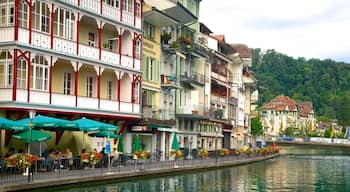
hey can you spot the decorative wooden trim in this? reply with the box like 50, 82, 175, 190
12, 49, 18, 101
75, 62, 79, 107
98, 66, 101, 109
49, 56, 53, 104
50, 3, 55, 49
27, 52, 31, 103
14, 0, 19, 41
29, 0, 33, 44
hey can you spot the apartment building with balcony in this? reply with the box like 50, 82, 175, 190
232, 44, 257, 146
0, 0, 142, 153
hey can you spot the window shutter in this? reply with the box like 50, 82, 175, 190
142, 56, 147, 80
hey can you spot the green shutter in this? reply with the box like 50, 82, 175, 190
142, 55, 148, 81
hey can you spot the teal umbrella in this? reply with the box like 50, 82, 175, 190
171, 132, 179, 150
117, 137, 124, 152
74, 117, 119, 132
88, 131, 120, 139
12, 130, 52, 143
133, 134, 141, 153
17, 115, 78, 131
0, 117, 28, 131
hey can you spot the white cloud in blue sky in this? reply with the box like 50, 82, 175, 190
200, 0, 350, 62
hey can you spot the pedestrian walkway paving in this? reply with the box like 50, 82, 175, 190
0, 153, 279, 192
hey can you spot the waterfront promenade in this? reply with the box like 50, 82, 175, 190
0, 153, 279, 192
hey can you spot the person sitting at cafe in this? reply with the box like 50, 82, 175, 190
4, 147, 15, 158
63, 148, 73, 170
111, 148, 119, 166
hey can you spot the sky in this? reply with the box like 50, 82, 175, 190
200, 0, 350, 63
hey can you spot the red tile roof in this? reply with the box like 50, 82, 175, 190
263, 96, 314, 115
262, 96, 297, 111
212, 35, 225, 42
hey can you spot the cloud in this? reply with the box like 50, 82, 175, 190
200, 0, 350, 62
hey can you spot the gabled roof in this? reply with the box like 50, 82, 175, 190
262, 96, 297, 111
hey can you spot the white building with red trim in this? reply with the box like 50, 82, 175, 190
0, 0, 143, 154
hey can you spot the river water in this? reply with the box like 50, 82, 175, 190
37, 147, 350, 192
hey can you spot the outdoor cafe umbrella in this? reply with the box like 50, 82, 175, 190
74, 117, 119, 148
12, 130, 52, 155
0, 117, 28, 131
17, 115, 78, 131
88, 131, 120, 139
117, 137, 124, 153
0, 117, 28, 155
133, 134, 141, 153
171, 132, 179, 150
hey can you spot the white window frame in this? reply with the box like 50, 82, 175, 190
122, 0, 132, 13
32, 1, 50, 33
0, 0, 14, 27
0, 50, 13, 88
106, 79, 113, 100
18, 1, 28, 28
63, 71, 74, 95
86, 74, 96, 98
88, 32, 96, 47
135, 40, 141, 59
135, 1, 141, 17
54, 7, 75, 40
16, 57, 27, 89
31, 55, 49, 91
133, 80, 139, 104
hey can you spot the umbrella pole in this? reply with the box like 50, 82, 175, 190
83, 132, 85, 149
40, 141, 42, 157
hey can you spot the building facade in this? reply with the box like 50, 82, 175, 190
261, 96, 316, 137
0, 0, 143, 155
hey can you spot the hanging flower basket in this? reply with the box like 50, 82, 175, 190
170, 150, 184, 160
134, 150, 151, 160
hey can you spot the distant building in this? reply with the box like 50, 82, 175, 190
261, 96, 316, 136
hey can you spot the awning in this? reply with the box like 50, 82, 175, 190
164, 2, 197, 25
148, 124, 171, 129
144, 7, 179, 27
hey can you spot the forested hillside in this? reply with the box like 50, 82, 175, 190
251, 49, 350, 126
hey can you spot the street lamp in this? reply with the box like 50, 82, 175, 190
28, 110, 36, 154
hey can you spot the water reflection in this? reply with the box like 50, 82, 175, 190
42, 148, 350, 192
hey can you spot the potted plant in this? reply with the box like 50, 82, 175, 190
214, 109, 223, 119
161, 32, 172, 44
170, 41, 180, 48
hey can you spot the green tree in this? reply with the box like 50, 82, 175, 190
251, 117, 264, 136
251, 48, 350, 123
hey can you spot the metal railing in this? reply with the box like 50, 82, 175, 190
0, 151, 279, 186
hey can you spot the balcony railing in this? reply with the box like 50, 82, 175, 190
8, 28, 141, 71
0, 88, 138, 114
160, 75, 179, 88
58, 0, 141, 29
211, 95, 226, 105
180, 72, 205, 85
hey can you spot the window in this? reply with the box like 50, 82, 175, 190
16, 57, 27, 89
86, 75, 96, 97
104, 0, 119, 7
32, 1, 50, 33
54, 7, 75, 40
143, 22, 155, 40
122, 0, 132, 12
88, 32, 96, 47
0, 50, 13, 88
133, 81, 139, 103
134, 40, 141, 59
142, 56, 158, 82
135, 1, 141, 17
63, 71, 73, 95
18, 1, 28, 28
31, 55, 49, 91
0, 0, 14, 27
142, 90, 154, 106
106, 80, 113, 100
